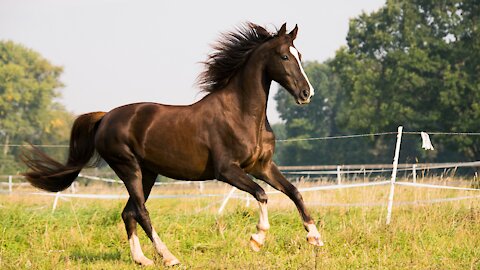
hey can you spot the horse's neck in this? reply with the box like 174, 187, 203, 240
233, 58, 271, 122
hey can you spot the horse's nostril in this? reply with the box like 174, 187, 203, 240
301, 89, 309, 99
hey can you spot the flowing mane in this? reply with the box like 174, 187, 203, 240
198, 22, 275, 93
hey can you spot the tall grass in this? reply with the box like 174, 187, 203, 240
0, 182, 479, 269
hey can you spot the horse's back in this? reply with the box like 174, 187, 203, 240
95, 102, 215, 180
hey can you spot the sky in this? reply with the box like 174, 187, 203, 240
0, 0, 385, 123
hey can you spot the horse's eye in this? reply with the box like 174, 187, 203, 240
281, 55, 289, 60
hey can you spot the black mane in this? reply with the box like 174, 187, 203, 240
198, 22, 275, 93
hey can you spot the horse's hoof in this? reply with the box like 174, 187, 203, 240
164, 257, 181, 267
307, 235, 324, 247
250, 235, 263, 252
135, 256, 154, 266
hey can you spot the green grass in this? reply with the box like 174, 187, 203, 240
1, 185, 480, 269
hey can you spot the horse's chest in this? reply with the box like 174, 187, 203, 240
241, 144, 263, 171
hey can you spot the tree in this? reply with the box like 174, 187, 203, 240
0, 41, 73, 173
331, 0, 480, 162
275, 0, 480, 165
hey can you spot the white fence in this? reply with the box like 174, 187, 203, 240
2, 172, 480, 222
1, 126, 480, 224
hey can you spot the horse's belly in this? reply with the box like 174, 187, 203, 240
142, 146, 214, 181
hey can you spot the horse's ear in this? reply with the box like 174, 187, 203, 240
278, 23, 287, 36
288, 24, 298, 40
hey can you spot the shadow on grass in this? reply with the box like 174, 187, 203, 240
70, 249, 122, 262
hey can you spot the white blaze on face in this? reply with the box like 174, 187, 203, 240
289, 46, 315, 98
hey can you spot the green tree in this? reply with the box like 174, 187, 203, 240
331, 0, 480, 162
0, 41, 73, 173
275, 61, 372, 165
275, 0, 480, 165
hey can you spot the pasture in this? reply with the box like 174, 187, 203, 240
1, 179, 480, 269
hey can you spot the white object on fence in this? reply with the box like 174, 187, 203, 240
337, 166, 341, 185
52, 192, 61, 213
386, 126, 403, 225
218, 187, 237, 214
421, 132, 434, 150
8, 175, 12, 194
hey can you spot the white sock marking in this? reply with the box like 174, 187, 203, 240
129, 233, 153, 265
129, 234, 144, 260
257, 201, 270, 231
307, 223, 320, 236
306, 223, 324, 246
152, 228, 180, 265
251, 201, 270, 249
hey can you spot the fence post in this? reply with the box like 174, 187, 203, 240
386, 126, 403, 225
412, 164, 417, 183
52, 192, 61, 213
70, 181, 76, 193
245, 193, 250, 207
337, 166, 342, 185
8, 175, 12, 194
218, 187, 237, 214
199, 182, 204, 194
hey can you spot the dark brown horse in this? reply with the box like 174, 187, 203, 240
22, 22, 323, 266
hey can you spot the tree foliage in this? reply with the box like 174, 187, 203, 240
0, 41, 73, 173
275, 0, 480, 165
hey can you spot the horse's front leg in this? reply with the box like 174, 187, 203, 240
251, 162, 324, 247
215, 164, 270, 251
249, 200, 270, 251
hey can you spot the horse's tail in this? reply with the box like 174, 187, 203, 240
21, 112, 106, 192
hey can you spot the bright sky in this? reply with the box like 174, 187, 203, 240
0, 0, 384, 123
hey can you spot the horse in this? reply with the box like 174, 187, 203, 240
21, 22, 323, 267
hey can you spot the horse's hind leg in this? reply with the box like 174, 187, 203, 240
114, 160, 179, 266
117, 164, 154, 266
121, 198, 153, 266
140, 168, 180, 266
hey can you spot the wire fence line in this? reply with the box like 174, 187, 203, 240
2, 130, 480, 148
276, 131, 480, 143
77, 174, 198, 186
1, 177, 479, 209
0, 144, 69, 148
2, 177, 480, 196
281, 161, 480, 176
1, 166, 480, 219
1, 127, 480, 222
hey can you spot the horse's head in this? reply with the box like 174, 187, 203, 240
264, 23, 314, 105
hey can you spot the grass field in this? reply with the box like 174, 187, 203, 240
1, 180, 480, 269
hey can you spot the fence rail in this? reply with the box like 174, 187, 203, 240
2, 127, 480, 224
278, 161, 480, 171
